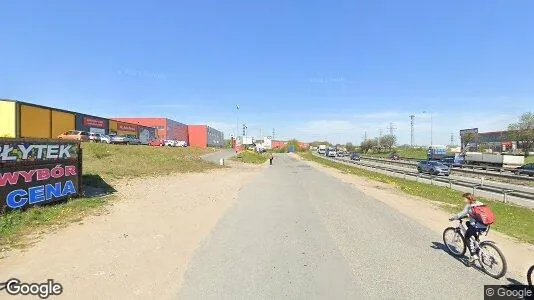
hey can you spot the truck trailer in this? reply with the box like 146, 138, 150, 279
463, 152, 524, 168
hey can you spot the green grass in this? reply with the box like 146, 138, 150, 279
365, 147, 429, 160
1, 143, 220, 250
231, 150, 269, 164
299, 151, 534, 244
526, 156, 534, 164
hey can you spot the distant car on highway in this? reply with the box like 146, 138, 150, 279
514, 163, 534, 177
417, 161, 450, 176
350, 153, 361, 161
326, 148, 337, 157
390, 153, 400, 160
57, 130, 90, 142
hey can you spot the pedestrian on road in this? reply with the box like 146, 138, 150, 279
269, 154, 274, 165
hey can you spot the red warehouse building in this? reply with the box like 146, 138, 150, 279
187, 125, 224, 149
112, 117, 188, 141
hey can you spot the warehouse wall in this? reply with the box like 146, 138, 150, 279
0, 100, 16, 137
76, 114, 109, 135
207, 126, 224, 147
51, 110, 75, 137
20, 104, 51, 138
187, 125, 208, 148
138, 126, 157, 144
109, 120, 118, 135
113, 118, 166, 139
166, 119, 188, 141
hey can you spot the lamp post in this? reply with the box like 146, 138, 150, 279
236, 105, 240, 138
423, 111, 433, 146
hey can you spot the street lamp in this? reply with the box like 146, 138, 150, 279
236, 105, 240, 138
423, 111, 433, 146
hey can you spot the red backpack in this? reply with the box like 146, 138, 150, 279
470, 205, 496, 225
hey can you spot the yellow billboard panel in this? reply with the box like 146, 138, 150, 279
109, 120, 117, 135
0, 101, 16, 137
20, 104, 51, 138
51, 110, 75, 137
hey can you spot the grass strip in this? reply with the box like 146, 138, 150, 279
231, 150, 269, 164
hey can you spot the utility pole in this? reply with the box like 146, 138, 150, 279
242, 123, 247, 136
236, 105, 240, 138
363, 131, 367, 141
272, 128, 275, 140
409, 115, 415, 147
387, 122, 397, 136
450, 133, 454, 146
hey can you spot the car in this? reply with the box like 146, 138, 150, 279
124, 136, 141, 145
149, 139, 165, 147
514, 163, 534, 177
88, 132, 100, 142
417, 160, 451, 176
110, 135, 128, 144
390, 153, 400, 160
57, 130, 90, 141
336, 150, 345, 157
175, 141, 187, 147
98, 134, 112, 144
350, 153, 361, 161
164, 140, 177, 147
326, 148, 337, 157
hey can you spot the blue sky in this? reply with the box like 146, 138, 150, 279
1, 0, 533, 145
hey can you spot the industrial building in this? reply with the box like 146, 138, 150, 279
187, 125, 224, 148
460, 128, 530, 152
0, 99, 157, 143
112, 117, 188, 142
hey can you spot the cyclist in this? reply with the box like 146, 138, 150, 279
449, 192, 488, 265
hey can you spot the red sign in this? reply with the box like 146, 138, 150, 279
83, 117, 105, 128
118, 123, 137, 132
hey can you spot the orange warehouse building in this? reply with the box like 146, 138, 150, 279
187, 125, 224, 149
112, 117, 188, 141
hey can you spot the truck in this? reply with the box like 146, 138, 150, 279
318, 145, 326, 155
463, 152, 524, 168
427, 145, 447, 160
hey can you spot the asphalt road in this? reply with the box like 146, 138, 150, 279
179, 154, 511, 299
202, 149, 237, 164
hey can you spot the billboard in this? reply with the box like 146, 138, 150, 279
0, 139, 82, 214
76, 114, 109, 135
459, 128, 478, 136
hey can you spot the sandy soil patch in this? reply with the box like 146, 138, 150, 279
0, 166, 262, 299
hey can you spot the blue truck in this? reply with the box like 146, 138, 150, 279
427, 145, 447, 160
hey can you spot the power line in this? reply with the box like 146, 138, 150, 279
387, 122, 397, 136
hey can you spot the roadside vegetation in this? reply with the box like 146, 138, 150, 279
364, 147, 429, 160
231, 150, 269, 164
299, 151, 534, 244
1, 144, 219, 250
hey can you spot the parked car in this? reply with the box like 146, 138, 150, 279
110, 135, 128, 144
57, 130, 90, 141
175, 141, 187, 147
124, 136, 141, 145
350, 153, 361, 161
165, 140, 177, 147
417, 161, 451, 176
514, 163, 534, 177
336, 150, 345, 157
98, 134, 112, 144
88, 132, 101, 142
149, 139, 165, 147
326, 148, 337, 157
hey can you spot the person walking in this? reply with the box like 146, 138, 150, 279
269, 154, 274, 165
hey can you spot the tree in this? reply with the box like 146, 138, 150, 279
508, 112, 534, 155
345, 142, 356, 152
462, 132, 478, 148
379, 135, 397, 151
360, 139, 374, 153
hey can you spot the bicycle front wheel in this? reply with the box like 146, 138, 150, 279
528, 265, 533, 288
479, 242, 507, 279
443, 227, 466, 257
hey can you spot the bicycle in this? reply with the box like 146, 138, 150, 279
528, 264, 533, 289
443, 219, 507, 279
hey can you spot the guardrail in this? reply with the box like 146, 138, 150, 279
312, 153, 534, 204
359, 155, 534, 182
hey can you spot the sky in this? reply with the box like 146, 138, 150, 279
1, 0, 533, 145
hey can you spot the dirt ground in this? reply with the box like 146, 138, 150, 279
0, 161, 264, 299
291, 153, 534, 280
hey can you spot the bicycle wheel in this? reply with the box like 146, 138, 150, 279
478, 242, 507, 279
528, 265, 533, 288
443, 227, 466, 257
